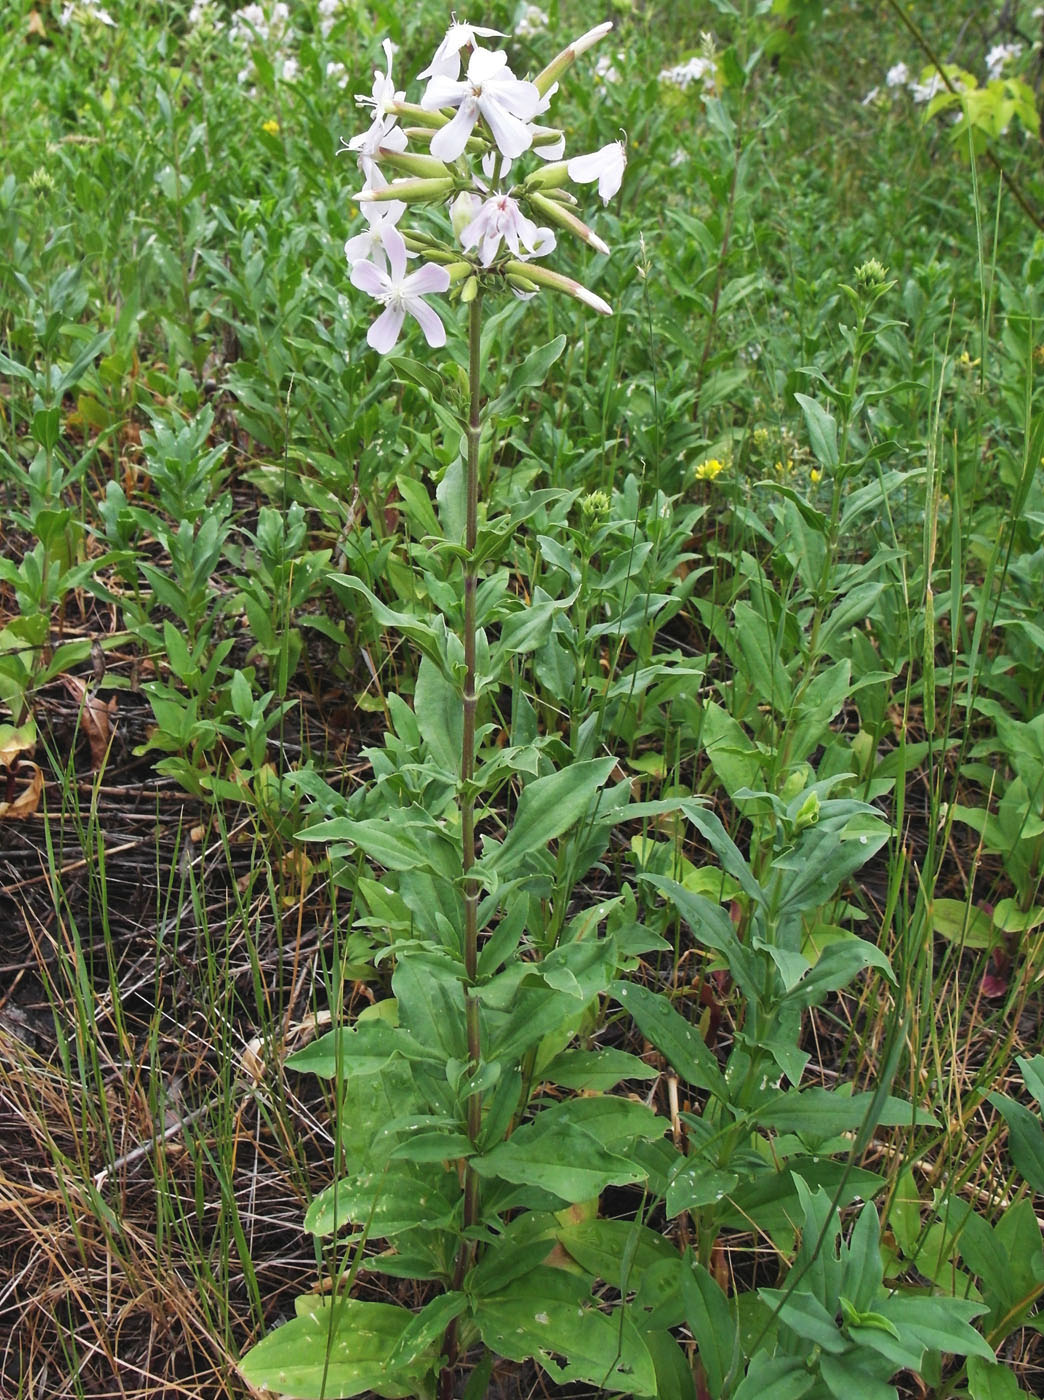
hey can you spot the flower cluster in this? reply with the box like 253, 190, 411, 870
343, 18, 625, 354
863, 38, 1029, 108
658, 54, 717, 95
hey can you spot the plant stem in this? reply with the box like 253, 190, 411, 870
442, 291, 484, 1395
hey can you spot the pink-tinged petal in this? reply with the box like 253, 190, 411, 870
383, 225, 407, 282
402, 263, 451, 296
345, 232, 379, 268
368, 304, 405, 353
408, 298, 446, 348
479, 97, 533, 158
430, 101, 478, 161
350, 260, 389, 296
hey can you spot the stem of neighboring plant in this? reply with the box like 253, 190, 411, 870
442, 290, 484, 1393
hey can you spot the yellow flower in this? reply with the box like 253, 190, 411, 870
810, 468, 822, 484
695, 457, 725, 481
262, 119, 280, 135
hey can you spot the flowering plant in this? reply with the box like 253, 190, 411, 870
342, 20, 626, 353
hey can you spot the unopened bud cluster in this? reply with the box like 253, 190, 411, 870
342, 18, 626, 354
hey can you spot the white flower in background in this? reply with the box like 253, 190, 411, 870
318, 0, 342, 38
594, 54, 622, 84
418, 21, 505, 81
60, 0, 116, 25
280, 55, 299, 82
326, 61, 349, 88
350, 226, 450, 353
423, 46, 541, 162
658, 55, 716, 92
910, 71, 946, 103
460, 192, 556, 264
985, 42, 1022, 80
514, 5, 549, 39
861, 86, 880, 106
885, 61, 909, 87
567, 141, 627, 204
229, 2, 290, 45
669, 149, 687, 167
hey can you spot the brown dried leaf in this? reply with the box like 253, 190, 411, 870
0, 761, 43, 819
60, 674, 116, 770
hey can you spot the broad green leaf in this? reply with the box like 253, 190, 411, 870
988, 1090, 1044, 1191
759, 1288, 845, 1353
842, 1203, 885, 1313
541, 1047, 658, 1091
611, 980, 727, 1099
967, 1355, 1027, 1400
795, 391, 839, 469
490, 758, 616, 877
414, 654, 462, 777
305, 1165, 458, 1239
286, 1023, 433, 1078
554, 1218, 676, 1283
876, 1294, 992, 1361
732, 1353, 815, 1400
238, 1297, 423, 1399
680, 1262, 737, 1398
1018, 1054, 1044, 1113
471, 1118, 647, 1202
754, 1088, 936, 1139
474, 1266, 657, 1395
818, 1352, 898, 1400
931, 897, 999, 949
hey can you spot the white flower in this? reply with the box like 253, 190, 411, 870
885, 61, 909, 88
985, 42, 1021, 81
60, 0, 116, 25
514, 5, 549, 39
318, 0, 341, 37
326, 61, 349, 89
567, 141, 626, 204
594, 54, 621, 84
350, 226, 450, 353
418, 20, 505, 81
910, 71, 947, 103
459, 192, 556, 264
345, 191, 406, 271
423, 46, 541, 162
348, 40, 408, 180
658, 55, 716, 92
280, 55, 299, 82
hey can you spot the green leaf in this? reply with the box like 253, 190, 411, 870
1018, 1055, 1044, 1113
876, 1294, 993, 1362
794, 391, 839, 470
987, 1090, 1044, 1192
680, 1262, 737, 1398
759, 1288, 846, 1353
305, 1165, 458, 1239
414, 655, 462, 777
471, 1116, 647, 1202
238, 1297, 425, 1399
490, 758, 616, 877
473, 1266, 657, 1395
731, 1352, 814, 1400
931, 898, 999, 949
818, 1352, 898, 1400
967, 1355, 1027, 1400
286, 1023, 433, 1078
542, 1047, 657, 1091
611, 980, 727, 1099
754, 1088, 936, 1139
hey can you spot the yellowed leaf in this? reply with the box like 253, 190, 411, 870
0, 761, 43, 819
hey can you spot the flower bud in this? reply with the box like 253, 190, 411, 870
357, 176, 454, 205
503, 258, 612, 314
375, 149, 452, 179
460, 275, 479, 303
533, 21, 613, 96
527, 191, 610, 257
